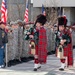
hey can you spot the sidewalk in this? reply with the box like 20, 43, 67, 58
0, 49, 75, 75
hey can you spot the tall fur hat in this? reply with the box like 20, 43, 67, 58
58, 16, 67, 27
35, 14, 47, 25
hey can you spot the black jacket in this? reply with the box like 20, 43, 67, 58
0, 28, 8, 47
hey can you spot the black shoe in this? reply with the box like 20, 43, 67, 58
33, 68, 37, 71
59, 68, 64, 71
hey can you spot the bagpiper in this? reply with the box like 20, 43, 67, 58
29, 14, 47, 71
55, 16, 73, 71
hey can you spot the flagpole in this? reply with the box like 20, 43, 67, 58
26, 0, 28, 5
63, 8, 64, 16
5, 43, 8, 67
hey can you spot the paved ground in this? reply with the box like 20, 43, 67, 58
0, 49, 75, 75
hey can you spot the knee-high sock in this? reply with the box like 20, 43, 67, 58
34, 58, 39, 68
34, 58, 39, 64
60, 59, 66, 69
60, 59, 65, 63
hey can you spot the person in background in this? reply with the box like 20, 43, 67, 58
16, 20, 23, 61
0, 21, 8, 68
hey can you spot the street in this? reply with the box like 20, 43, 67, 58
0, 49, 75, 75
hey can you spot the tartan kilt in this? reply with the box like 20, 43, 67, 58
56, 43, 73, 66
38, 44, 47, 64
37, 27, 47, 64
30, 27, 47, 64
64, 43, 73, 66
31, 44, 47, 64
29, 44, 47, 64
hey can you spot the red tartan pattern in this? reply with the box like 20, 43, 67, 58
37, 27, 47, 64
29, 27, 47, 64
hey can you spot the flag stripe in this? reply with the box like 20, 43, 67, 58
1, 0, 7, 23
24, 1, 29, 23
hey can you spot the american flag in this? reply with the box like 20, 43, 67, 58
24, 1, 29, 23
1, 0, 7, 23
42, 4, 46, 16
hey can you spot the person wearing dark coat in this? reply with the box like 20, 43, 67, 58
0, 22, 8, 68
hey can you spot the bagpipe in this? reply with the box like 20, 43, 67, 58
24, 27, 34, 40
23, 22, 38, 55
56, 31, 71, 59
49, 24, 75, 32
66, 25, 75, 31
